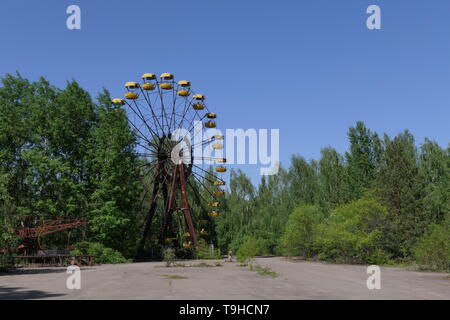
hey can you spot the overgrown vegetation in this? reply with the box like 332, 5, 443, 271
163, 248, 176, 267
160, 274, 188, 279
70, 242, 129, 264
218, 122, 449, 270
194, 239, 221, 260
1, 74, 448, 271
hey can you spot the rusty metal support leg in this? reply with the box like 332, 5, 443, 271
160, 165, 178, 245
179, 164, 197, 246
136, 171, 161, 260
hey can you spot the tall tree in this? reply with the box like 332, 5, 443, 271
88, 89, 141, 255
376, 131, 425, 257
318, 147, 350, 209
345, 121, 382, 199
419, 138, 450, 225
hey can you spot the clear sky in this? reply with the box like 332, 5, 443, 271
1, 0, 449, 183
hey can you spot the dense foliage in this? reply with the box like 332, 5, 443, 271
217, 122, 449, 270
1, 74, 448, 271
0, 73, 141, 262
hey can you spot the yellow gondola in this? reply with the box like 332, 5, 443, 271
165, 237, 177, 243
125, 82, 140, 89
216, 158, 227, 163
183, 242, 192, 248
183, 232, 191, 237
213, 190, 225, 196
160, 73, 174, 80
214, 180, 226, 186
111, 98, 125, 106
200, 229, 208, 235
160, 83, 173, 90
125, 92, 139, 100
178, 90, 190, 97
206, 113, 216, 119
142, 83, 156, 91
193, 103, 205, 110
216, 166, 226, 173
204, 121, 216, 128
210, 202, 220, 207
178, 80, 191, 87
212, 143, 223, 149
214, 135, 224, 140
208, 211, 220, 217
142, 73, 156, 81
193, 94, 205, 101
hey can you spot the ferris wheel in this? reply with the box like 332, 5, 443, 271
111, 73, 226, 257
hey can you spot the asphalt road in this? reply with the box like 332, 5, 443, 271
0, 257, 449, 299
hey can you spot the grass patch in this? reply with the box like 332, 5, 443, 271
157, 261, 223, 268
251, 265, 278, 278
160, 274, 188, 279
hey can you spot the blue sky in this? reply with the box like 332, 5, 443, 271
1, 0, 449, 183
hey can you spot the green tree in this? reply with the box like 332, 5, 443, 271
376, 131, 425, 258
288, 156, 320, 205
316, 193, 389, 264
318, 147, 350, 209
88, 90, 141, 256
345, 121, 382, 199
280, 205, 324, 257
414, 215, 450, 271
419, 139, 450, 225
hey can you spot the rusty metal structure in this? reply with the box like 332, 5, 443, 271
15, 218, 87, 239
112, 73, 227, 258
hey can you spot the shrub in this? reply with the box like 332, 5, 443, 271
236, 236, 260, 263
163, 248, 176, 267
280, 205, 324, 257
71, 242, 128, 264
315, 196, 389, 263
414, 217, 450, 271
194, 239, 221, 260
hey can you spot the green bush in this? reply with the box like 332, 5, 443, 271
280, 205, 324, 257
163, 248, 176, 267
71, 242, 129, 264
194, 239, 221, 260
315, 197, 389, 263
414, 217, 450, 271
236, 236, 260, 263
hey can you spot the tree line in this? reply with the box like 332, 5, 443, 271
1, 74, 448, 270
0, 73, 141, 263
216, 121, 449, 270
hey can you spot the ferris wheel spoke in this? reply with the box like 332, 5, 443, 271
174, 113, 208, 146
169, 85, 178, 133
155, 79, 171, 135
191, 136, 216, 148
139, 87, 164, 135
192, 163, 225, 182
190, 167, 221, 185
130, 122, 158, 149
186, 179, 216, 222
190, 170, 221, 202
176, 97, 196, 130
125, 104, 158, 145
127, 100, 160, 142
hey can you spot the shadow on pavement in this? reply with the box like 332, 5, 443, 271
1, 267, 96, 276
0, 286, 66, 300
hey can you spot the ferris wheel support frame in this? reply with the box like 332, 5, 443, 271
136, 163, 197, 260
